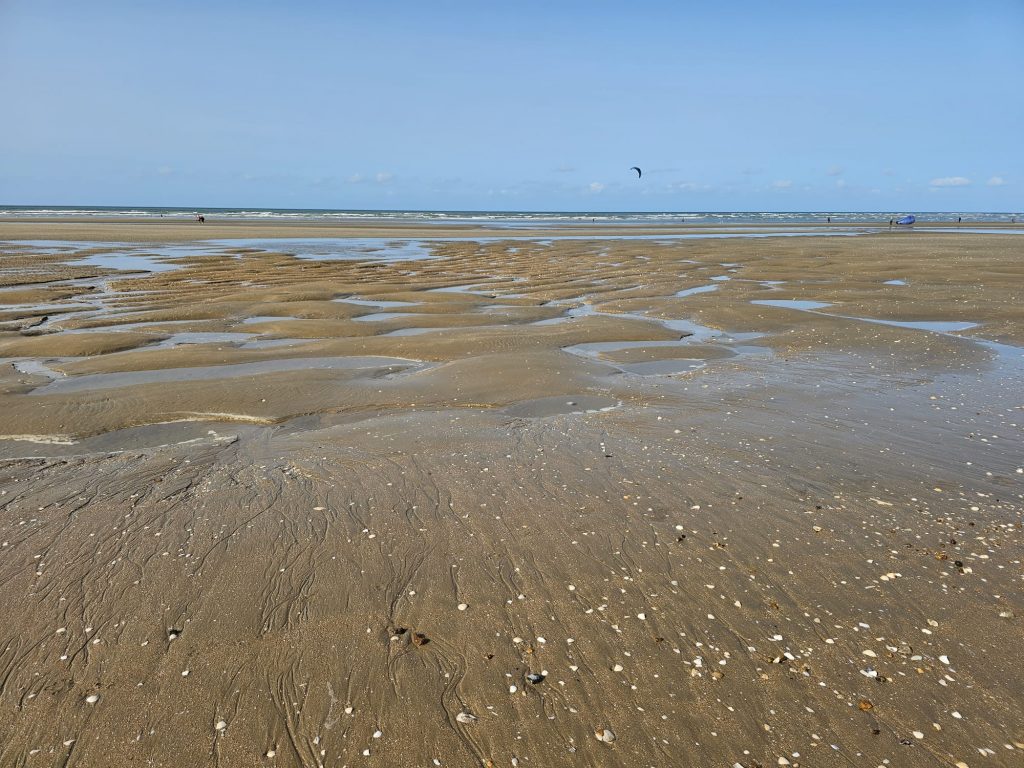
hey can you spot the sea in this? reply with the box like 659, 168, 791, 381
0, 206, 1019, 227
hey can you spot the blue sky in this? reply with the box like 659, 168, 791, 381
1, 0, 1021, 211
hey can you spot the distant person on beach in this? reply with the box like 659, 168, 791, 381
889, 218, 894, 229
958, 216, 962, 225
195, 213, 205, 223
827, 216, 831, 224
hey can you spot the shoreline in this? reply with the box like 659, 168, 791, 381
2, 216, 1022, 243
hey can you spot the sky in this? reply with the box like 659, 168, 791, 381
1, 0, 1021, 212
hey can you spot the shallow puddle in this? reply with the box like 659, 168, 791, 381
352, 312, 424, 322
334, 298, 420, 308
383, 327, 436, 336
619, 359, 706, 375
149, 332, 257, 349
751, 299, 833, 310
0, 421, 262, 460
851, 318, 979, 333
241, 315, 298, 324
675, 285, 719, 298
238, 338, 308, 350
427, 284, 491, 295
564, 340, 712, 377
32, 356, 426, 395
9, 359, 64, 379
503, 395, 620, 418
206, 238, 437, 262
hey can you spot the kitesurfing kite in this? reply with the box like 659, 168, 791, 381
897, 215, 916, 226
630, 166, 642, 178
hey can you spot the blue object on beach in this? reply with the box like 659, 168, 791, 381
897, 215, 916, 226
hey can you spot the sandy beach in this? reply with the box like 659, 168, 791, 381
0, 221, 1022, 767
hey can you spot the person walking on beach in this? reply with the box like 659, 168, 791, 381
889, 218, 894, 229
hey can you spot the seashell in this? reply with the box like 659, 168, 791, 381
455, 711, 477, 724
526, 673, 545, 684
594, 728, 616, 743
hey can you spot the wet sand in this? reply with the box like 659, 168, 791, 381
1, 221, 1022, 767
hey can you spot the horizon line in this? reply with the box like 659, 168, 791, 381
1, 204, 1019, 215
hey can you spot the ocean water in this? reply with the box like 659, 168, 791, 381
0, 206, 1020, 226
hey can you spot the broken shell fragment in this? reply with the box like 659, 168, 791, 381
455, 711, 477, 724
594, 728, 616, 743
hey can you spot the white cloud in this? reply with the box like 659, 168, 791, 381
375, 172, 394, 184
772, 179, 792, 189
826, 165, 844, 176
930, 176, 971, 187
987, 176, 1007, 187
588, 181, 605, 193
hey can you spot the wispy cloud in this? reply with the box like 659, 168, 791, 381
930, 176, 971, 187
987, 176, 1007, 187
588, 181, 605, 193
772, 179, 792, 189
347, 172, 395, 184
